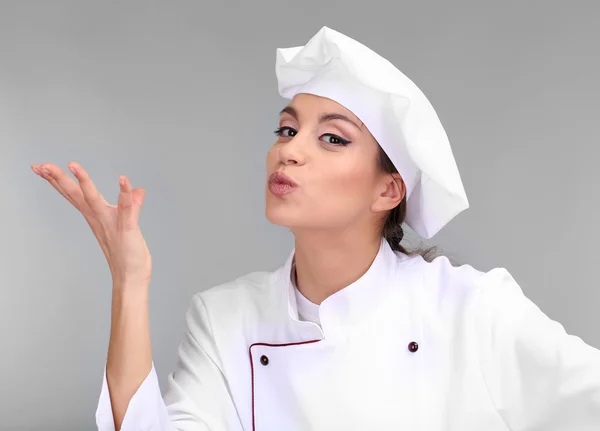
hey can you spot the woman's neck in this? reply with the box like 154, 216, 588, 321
292, 232, 382, 305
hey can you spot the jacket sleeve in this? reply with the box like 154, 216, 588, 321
96, 363, 173, 431
95, 293, 244, 431
473, 268, 600, 430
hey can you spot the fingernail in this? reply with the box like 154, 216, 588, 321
31, 165, 40, 174
119, 176, 126, 186
42, 168, 50, 175
68, 165, 77, 175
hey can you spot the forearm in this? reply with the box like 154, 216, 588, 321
106, 283, 153, 430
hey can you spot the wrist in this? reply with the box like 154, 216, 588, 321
112, 280, 150, 297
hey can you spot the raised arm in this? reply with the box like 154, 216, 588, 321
32, 162, 152, 429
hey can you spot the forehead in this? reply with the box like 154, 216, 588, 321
285, 93, 362, 124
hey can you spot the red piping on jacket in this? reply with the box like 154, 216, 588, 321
248, 340, 321, 431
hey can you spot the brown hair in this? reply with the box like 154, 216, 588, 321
376, 146, 441, 263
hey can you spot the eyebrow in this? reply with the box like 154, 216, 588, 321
279, 105, 362, 131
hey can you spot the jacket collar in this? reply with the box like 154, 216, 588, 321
278, 237, 421, 339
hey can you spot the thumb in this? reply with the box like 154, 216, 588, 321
117, 175, 137, 230
130, 188, 146, 222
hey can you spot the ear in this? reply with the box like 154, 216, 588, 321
371, 173, 405, 212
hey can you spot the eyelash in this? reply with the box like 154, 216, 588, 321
273, 126, 352, 146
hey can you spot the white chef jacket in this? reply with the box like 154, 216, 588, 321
96, 237, 600, 430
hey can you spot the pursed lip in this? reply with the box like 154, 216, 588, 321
268, 171, 298, 187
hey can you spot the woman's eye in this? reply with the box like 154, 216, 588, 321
274, 126, 351, 145
273, 126, 296, 138
321, 133, 351, 146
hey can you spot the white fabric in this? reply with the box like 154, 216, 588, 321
275, 26, 470, 238
291, 256, 322, 327
96, 237, 600, 430
96, 363, 173, 431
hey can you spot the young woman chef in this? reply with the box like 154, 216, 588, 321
32, 26, 600, 431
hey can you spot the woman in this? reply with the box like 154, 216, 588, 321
32, 27, 600, 431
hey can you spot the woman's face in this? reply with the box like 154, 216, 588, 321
265, 93, 404, 234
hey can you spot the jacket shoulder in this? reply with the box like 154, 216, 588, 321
415, 254, 488, 302
194, 269, 279, 311
414, 254, 525, 311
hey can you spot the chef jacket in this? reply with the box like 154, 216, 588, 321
96, 237, 600, 430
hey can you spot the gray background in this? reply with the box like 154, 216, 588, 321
1, 1, 599, 429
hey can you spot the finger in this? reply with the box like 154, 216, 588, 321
117, 175, 136, 230
33, 163, 114, 262
33, 163, 106, 238
37, 169, 79, 208
33, 163, 87, 210
68, 162, 108, 214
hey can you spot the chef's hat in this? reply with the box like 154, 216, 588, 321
275, 26, 469, 239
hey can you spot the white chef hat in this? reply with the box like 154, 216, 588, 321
275, 26, 469, 239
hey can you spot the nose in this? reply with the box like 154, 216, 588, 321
278, 132, 308, 166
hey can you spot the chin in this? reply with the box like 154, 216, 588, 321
265, 205, 297, 228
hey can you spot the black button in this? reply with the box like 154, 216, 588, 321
408, 341, 419, 352
260, 355, 269, 366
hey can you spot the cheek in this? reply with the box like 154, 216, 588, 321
320, 162, 372, 195
310, 161, 374, 213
